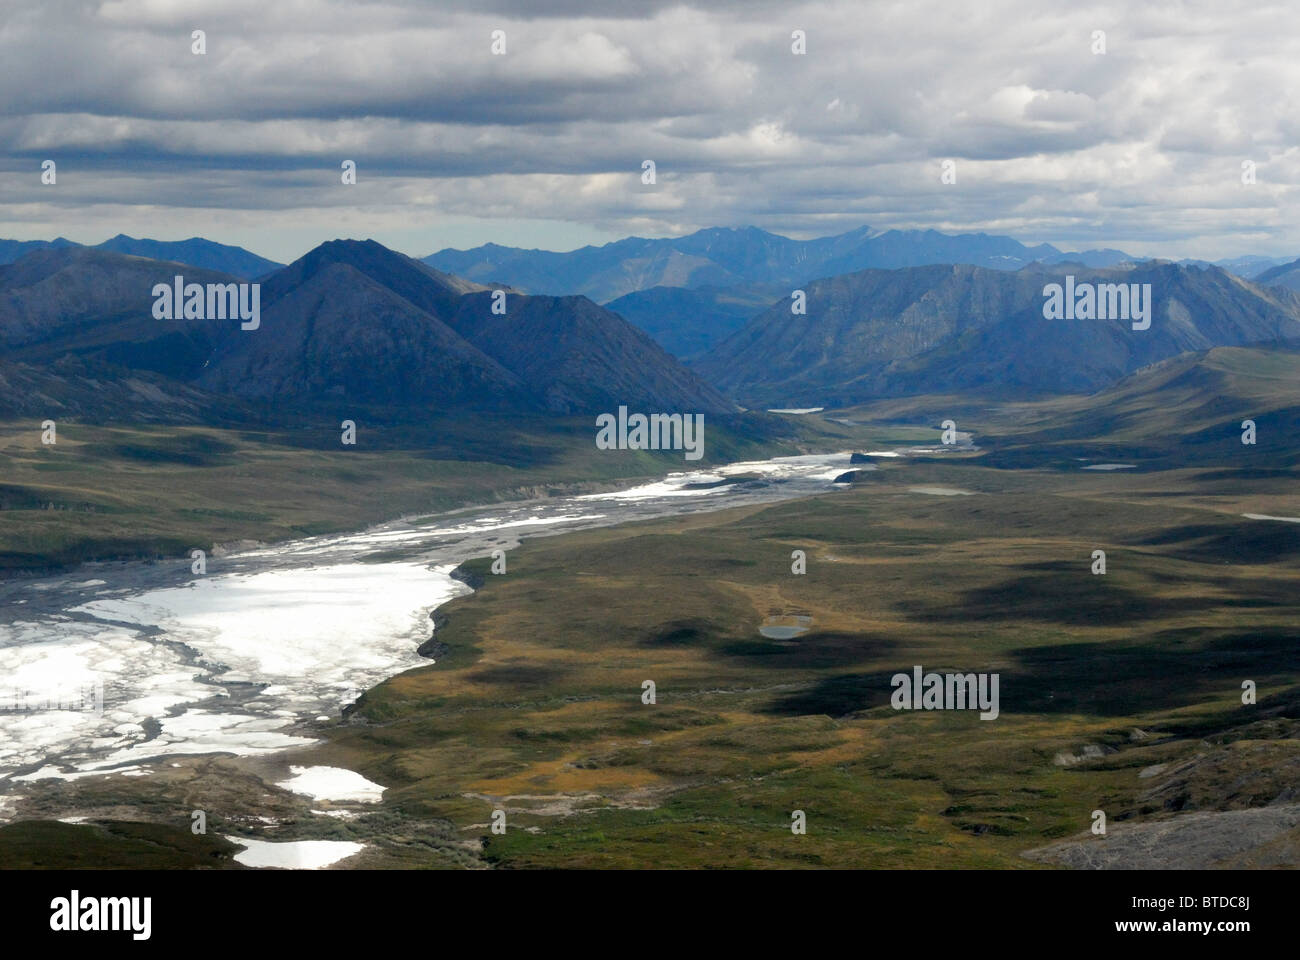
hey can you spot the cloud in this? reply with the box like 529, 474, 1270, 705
0, 0, 1296, 261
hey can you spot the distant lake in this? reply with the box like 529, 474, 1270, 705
760, 615, 813, 639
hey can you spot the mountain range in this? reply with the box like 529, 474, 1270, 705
420, 225, 1300, 305
422, 225, 1144, 304
694, 261, 1300, 407
0, 241, 731, 422
422, 226, 1300, 358
1178, 255, 1294, 279
6, 226, 1298, 365
0, 235, 282, 279
4, 230, 1299, 424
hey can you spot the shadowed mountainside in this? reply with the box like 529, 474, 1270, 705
695, 262, 1300, 407
0, 239, 733, 419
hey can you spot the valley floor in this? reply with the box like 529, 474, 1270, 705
5, 409, 1298, 868
0, 411, 854, 576
317, 457, 1300, 868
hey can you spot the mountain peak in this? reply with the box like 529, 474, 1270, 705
264, 237, 485, 314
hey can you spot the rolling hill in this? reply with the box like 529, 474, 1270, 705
965, 344, 1300, 471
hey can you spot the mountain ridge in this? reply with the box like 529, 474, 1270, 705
694, 261, 1300, 407
0, 239, 731, 419
422, 225, 1141, 302
0, 235, 282, 279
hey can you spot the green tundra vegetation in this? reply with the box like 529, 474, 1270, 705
0, 410, 899, 575
310, 349, 1300, 868
4, 347, 1298, 869
314, 453, 1298, 867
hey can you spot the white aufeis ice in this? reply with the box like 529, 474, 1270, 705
224, 836, 366, 870
276, 765, 385, 803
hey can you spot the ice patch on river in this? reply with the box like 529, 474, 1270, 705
72, 562, 464, 692
0, 451, 851, 784
1243, 513, 1300, 523
0, 563, 465, 779
277, 765, 385, 803
225, 836, 366, 869
0, 619, 214, 773
262, 512, 609, 559
577, 454, 853, 502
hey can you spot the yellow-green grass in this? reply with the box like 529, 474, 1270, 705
7, 369, 1299, 868
0, 411, 891, 574
0, 820, 244, 869
312, 458, 1300, 867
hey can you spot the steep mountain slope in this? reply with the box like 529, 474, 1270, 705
888, 264, 1300, 398
0, 247, 246, 380
201, 239, 730, 414
198, 261, 526, 408
696, 263, 1038, 406
447, 291, 734, 414
695, 262, 1300, 407
1255, 257, 1300, 293
259, 238, 486, 313
603, 283, 784, 358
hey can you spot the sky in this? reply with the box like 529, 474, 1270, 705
0, 0, 1296, 263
